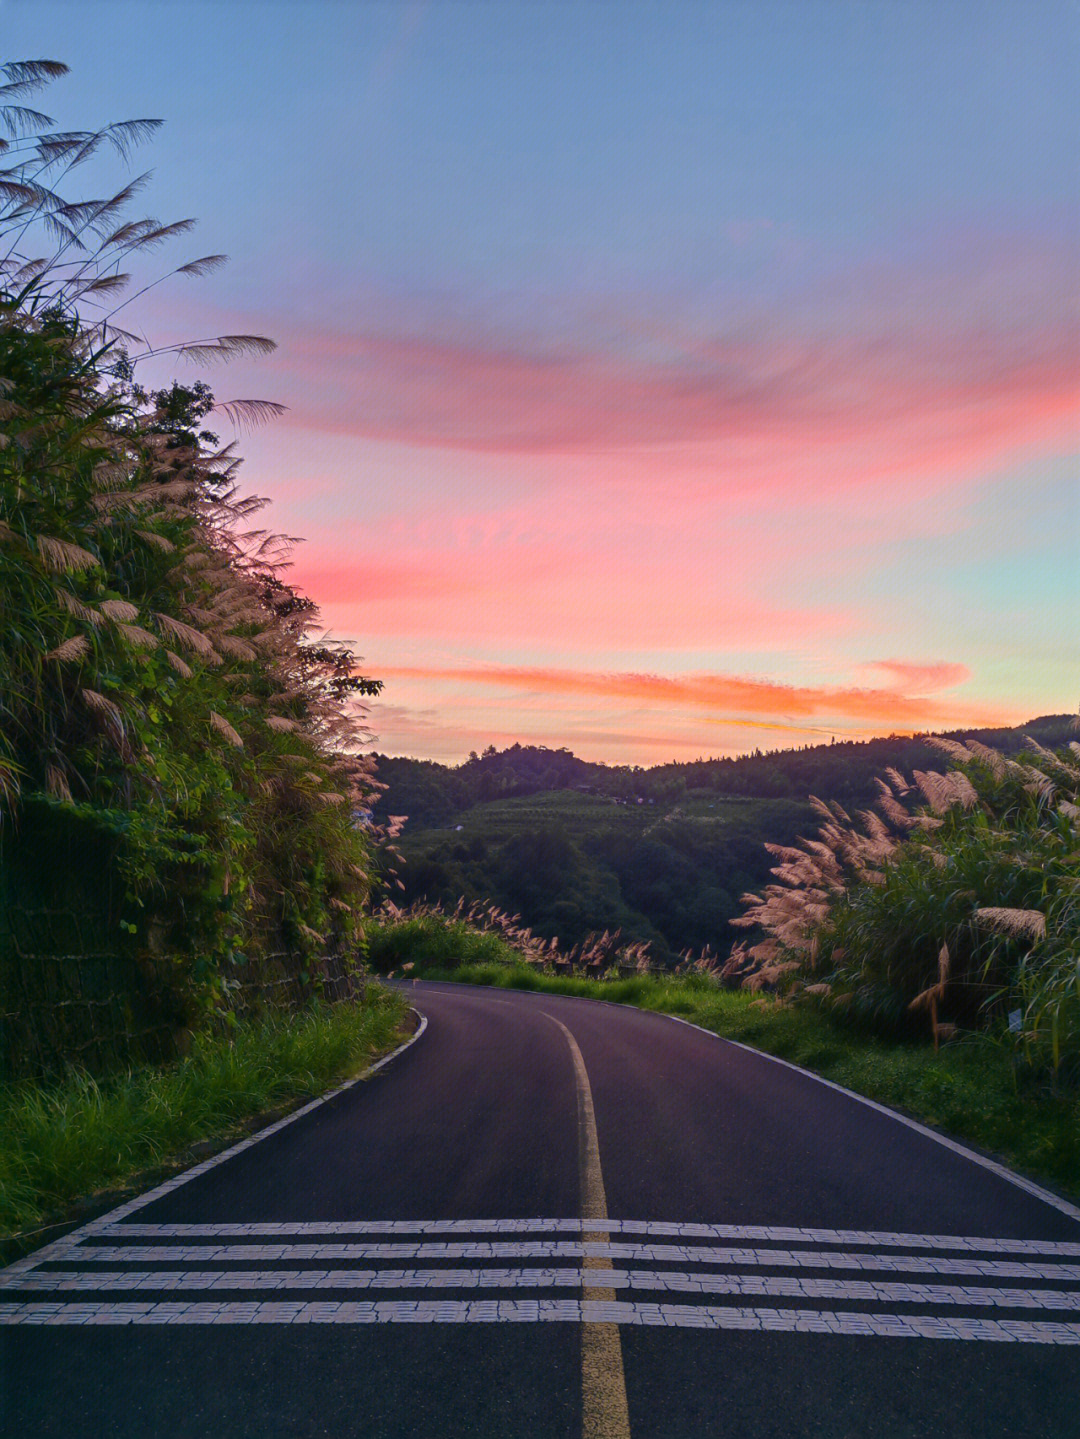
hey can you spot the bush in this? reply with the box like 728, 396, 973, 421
731, 734, 1080, 1072
365, 914, 512, 973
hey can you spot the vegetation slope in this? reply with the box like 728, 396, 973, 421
374, 718, 1077, 967
0, 60, 386, 1072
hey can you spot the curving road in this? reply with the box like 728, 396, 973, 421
2, 979, 1079, 1438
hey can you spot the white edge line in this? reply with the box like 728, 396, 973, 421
664, 1013, 1080, 1226
414, 979, 1080, 1226
1, 1007, 428, 1278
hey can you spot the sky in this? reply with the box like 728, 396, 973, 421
7, 0, 1079, 764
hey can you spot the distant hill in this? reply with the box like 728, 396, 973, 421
372, 716, 1075, 967
372, 715, 1076, 827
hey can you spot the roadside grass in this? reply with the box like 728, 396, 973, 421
0, 988, 411, 1244
366, 913, 510, 972
411, 960, 1080, 1205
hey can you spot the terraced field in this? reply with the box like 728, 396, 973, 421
403, 789, 810, 848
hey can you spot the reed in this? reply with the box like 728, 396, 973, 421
728, 731, 1080, 1071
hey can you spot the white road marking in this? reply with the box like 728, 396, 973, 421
2, 1298, 1079, 1341
59, 1241, 1080, 1280
658, 1010, 1080, 1224
11, 1202, 1080, 1347
5, 1267, 1080, 1309
94, 1220, 1080, 1256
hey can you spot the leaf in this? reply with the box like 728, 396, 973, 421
176, 253, 229, 277
214, 398, 287, 430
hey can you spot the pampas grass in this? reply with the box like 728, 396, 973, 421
730, 731, 1080, 1072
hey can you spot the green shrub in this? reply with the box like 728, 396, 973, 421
365, 914, 515, 973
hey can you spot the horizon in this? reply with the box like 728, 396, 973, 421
8, 2, 1078, 766
373, 708, 1074, 773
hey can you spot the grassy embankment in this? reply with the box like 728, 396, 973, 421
0, 988, 411, 1249
369, 916, 1080, 1204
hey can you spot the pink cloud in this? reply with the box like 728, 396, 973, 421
291, 541, 856, 651
858, 660, 972, 693
135, 251, 1073, 768
266, 316, 1076, 467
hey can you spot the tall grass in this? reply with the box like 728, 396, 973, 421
729, 735, 1080, 1070
0, 989, 409, 1239
369, 898, 666, 974
1, 58, 393, 1059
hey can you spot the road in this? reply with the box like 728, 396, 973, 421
2, 979, 1079, 1438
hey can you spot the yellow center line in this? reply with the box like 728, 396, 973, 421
538, 1010, 632, 1439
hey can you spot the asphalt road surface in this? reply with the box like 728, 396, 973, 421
2, 979, 1079, 1439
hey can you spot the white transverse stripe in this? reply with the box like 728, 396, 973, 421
6, 1268, 1080, 1309
2, 1299, 1079, 1340
61, 1241, 1080, 1280
94, 1220, 1080, 1257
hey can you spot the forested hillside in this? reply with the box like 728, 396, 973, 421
374, 717, 1076, 966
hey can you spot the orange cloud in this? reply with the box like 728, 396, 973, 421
374, 662, 1023, 730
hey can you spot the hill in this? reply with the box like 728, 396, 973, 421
372, 716, 1076, 966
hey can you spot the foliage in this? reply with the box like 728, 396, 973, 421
0, 59, 384, 1054
730, 733, 1080, 1072
372, 719, 1079, 827
0, 989, 409, 1239
367, 898, 655, 975
375, 722, 1076, 967
382, 791, 813, 964
366, 909, 513, 974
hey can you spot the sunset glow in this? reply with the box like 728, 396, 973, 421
15, 1, 1078, 765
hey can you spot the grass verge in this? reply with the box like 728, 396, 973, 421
412, 961, 1080, 1205
0, 987, 411, 1246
